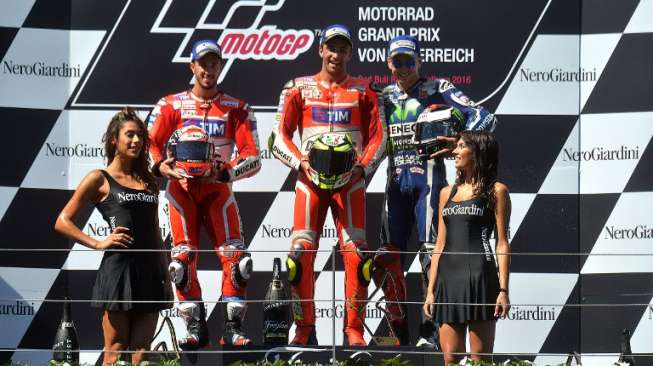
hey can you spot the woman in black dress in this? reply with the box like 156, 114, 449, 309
55, 108, 172, 365
423, 130, 511, 364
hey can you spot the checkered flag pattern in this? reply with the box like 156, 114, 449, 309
1, 0, 652, 365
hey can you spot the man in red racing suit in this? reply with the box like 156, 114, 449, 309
271, 24, 386, 346
148, 39, 261, 348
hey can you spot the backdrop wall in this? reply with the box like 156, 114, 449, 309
1, 1, 652, 365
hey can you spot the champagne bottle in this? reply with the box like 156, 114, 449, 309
618, 328, 636, 365
52, 297, 79, 364
263, 258, 290, 345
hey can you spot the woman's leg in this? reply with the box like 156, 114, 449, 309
129, 311, 160, 364
439, 322, 467, 365
102, 310, 130, 366
468, 320, 496, 362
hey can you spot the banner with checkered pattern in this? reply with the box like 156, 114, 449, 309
1, 1, 652, 365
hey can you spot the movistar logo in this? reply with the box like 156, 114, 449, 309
389, 99, 423, 122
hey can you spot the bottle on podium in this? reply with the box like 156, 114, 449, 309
618, 328, 636, 365
263, 257, 290, 345
52, 297, 79, 364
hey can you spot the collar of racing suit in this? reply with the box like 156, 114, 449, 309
396, 77, 427, 97
188, 89, 222, 108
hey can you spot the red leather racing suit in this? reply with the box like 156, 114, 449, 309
148, 90, 261, 303
271, 74, 386, 343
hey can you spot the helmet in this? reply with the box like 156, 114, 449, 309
412, 104, 464, 160
167, 125, 214, 177
308, 133, 356, 190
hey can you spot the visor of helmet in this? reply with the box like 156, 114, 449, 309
309, 147, 355, 176
413, 105, 464, 144
172, 141, 212, 162
414, 120, 452, 143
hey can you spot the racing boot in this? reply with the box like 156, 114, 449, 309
287, 238, 318, 345
389, 319, 410, 346
373, 243, 409, 345
219, 300, 252, 346
290, 325, 318, 346
417, 242, 439, 349
177, 301, 209, 350
342, 241, 372, 346
416, 320, 439, 349
344, 328, 367, 347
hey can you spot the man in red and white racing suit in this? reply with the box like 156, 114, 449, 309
148, 40, 261, 348
271, 24, 386, 346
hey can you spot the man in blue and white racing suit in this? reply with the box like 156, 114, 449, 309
372, 35, 497, 347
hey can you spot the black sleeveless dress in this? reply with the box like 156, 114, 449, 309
91, 170, 172, 312
434, 186, 500, 323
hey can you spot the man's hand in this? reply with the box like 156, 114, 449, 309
198, 163, 229, 183
350, 165, 365, 183
429, 136, 457, 160
158, 157, 184, 180
299, 159, 314, 180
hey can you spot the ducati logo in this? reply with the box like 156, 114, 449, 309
151, 0, 315, 83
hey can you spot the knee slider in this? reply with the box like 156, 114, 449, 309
169, 245, 194, 291
169, 259, 189, 290
220, 242, 252, 289
373, 244, 401, 269
287, 241, 314, 286
344, 242, 373, 287
372, 244, 403, 287
233, 253, 252, 289
171, 244, 195, 263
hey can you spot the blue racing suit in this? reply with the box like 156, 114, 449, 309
373, 77, 496, 345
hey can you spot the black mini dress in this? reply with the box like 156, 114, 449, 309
91, 170, 172, 312
434, 186, 500, 323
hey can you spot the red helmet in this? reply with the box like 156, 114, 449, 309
167, 125, 214, 177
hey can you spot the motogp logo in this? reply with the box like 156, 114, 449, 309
151, 0, 315, 83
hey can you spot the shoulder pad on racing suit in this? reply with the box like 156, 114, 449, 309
282, 79, 295, 89
271, 76, 313, 170
351, 77, 387, 178
433, 78, 497, 132
380, 84, 396, 103
421, 79, 442, 96
368, 82, 383, 93
148, 93, 187, 176
269, 79, 296, 150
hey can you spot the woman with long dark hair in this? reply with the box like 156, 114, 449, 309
423, 130, 511, 364
55, 108, 172, 365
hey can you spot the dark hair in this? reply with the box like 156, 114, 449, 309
455, 130, 499, 208
102, 107, 158, 194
